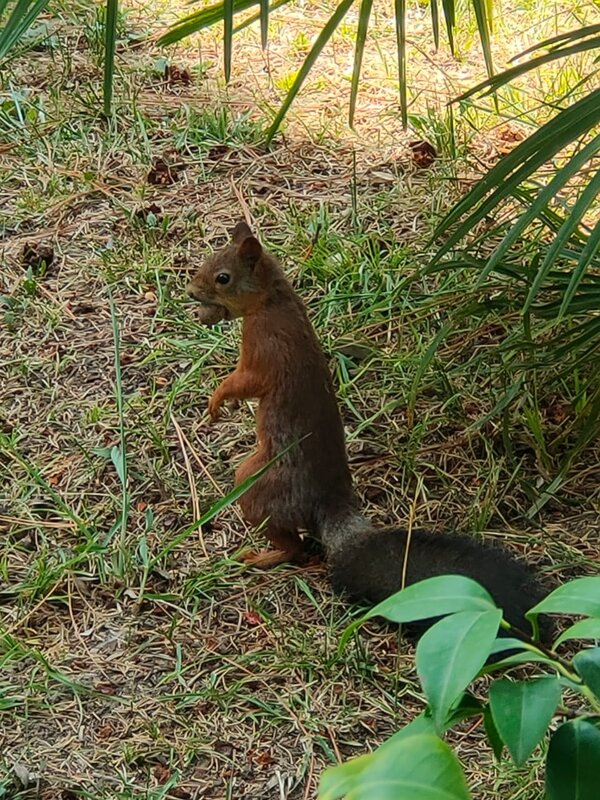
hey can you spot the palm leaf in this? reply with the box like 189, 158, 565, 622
457, 35, 600, 101
516, 23, 600, 59
524, 169, 600, 313
0, 0, 51, 62
265, 0, 355, 144
349, 0, 373, 127
259, 0, 268, 48
158, 0, 263, 47
430, 0, 439, 51
223, 0, 233, 81
440, 0, 455, 54
103, 0, 119, 117
394, 0, 407, 128
433, 87, 600, 258
470, 0, 493, 79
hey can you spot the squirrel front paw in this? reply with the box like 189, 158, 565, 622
207, 393, 223, 421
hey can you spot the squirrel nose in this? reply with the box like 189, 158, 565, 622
186, 283, 200, 300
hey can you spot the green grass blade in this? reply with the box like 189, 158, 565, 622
471, 0, 493, 79
559, 219, 600, 318
259, 0, 268, 47
524, 168, 600, 313
265, 0, 355, 143
394, 0, 407, 129
103, 0, 119, 117
349, 0, 373, 127
430, 0, 439, 51
224, 0, 233, 81
441, 0, 455, 53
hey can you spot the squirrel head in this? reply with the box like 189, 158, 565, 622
186, 221, 268, 325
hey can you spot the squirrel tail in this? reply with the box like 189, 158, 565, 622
319, 509, 554, 643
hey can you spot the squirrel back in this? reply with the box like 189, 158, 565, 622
187, 222, 554, 644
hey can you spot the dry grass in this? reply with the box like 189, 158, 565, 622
1, 0, 599, 798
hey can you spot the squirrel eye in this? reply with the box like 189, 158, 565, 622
215, 273, 230, 285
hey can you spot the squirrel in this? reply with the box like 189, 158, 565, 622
186, 221, 554, 643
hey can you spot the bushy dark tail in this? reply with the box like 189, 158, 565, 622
321, 513, 554, 644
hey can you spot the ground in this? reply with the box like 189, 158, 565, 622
1, 0, 599, 798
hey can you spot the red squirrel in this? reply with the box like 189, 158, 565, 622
187, 221, 553, 640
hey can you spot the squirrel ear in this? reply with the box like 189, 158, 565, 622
231, 221, 253, 244
238, 235, 262, 267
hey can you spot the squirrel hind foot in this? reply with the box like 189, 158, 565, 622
240, 548, 309, 569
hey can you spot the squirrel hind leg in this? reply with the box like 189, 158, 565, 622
242, 526, 306, 569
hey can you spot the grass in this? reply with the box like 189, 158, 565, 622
1, 0, 599, 797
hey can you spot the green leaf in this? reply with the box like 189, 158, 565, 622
528, 577, 600, 620
546, 719, 600, 800
365, 574, 497, 624
110, 445, 126, 485
573, 649, 600, 701
349, 0, 373, 128
103, 0, 119, 117
559, 217, 600, 318
265, 0, 355, 143
319, 733, 471, 800
416, 609, 502, 730
554, 618, 600, 648
489, 677, 561, 766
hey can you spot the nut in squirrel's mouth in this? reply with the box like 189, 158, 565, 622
189, 297, 230, 325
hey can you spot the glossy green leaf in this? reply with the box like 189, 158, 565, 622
349, 0, 373, 128
489, 677, 561, 766
265, 0, 355, 143
319, 713, 436, 799
573, 648, 600, 701
365, 574, 496, 624
554, 618, 600, 648
417, 609, 502, 730
546, 719, 600, 800
527, 577, 600, 620
483, 706, 504, 759
319, 732, 471, 800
